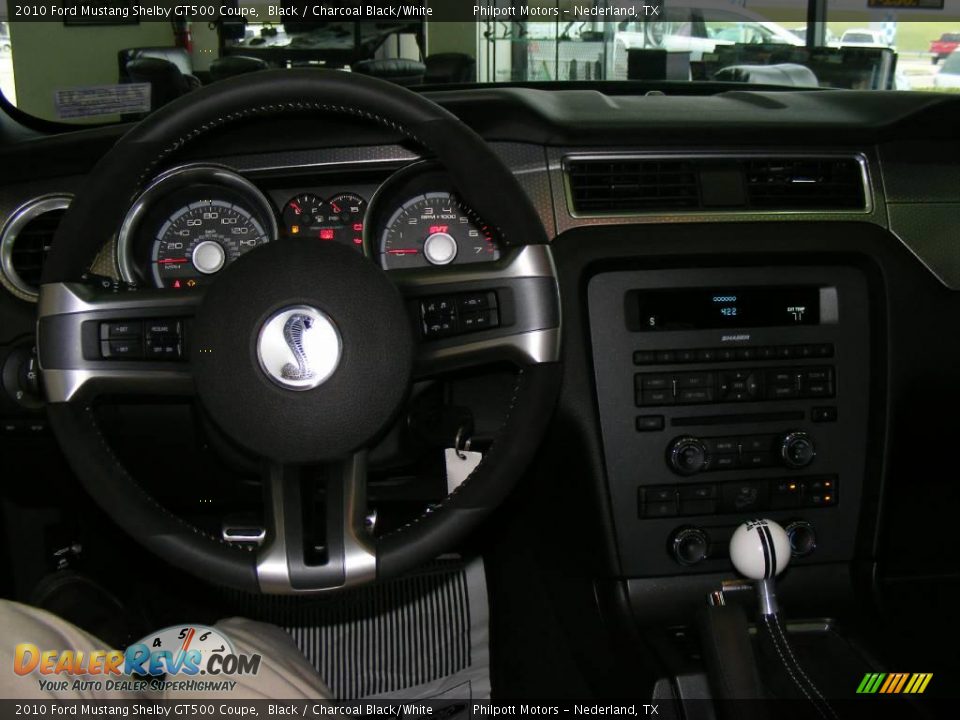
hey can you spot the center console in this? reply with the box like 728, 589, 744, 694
587, 266, 870, 577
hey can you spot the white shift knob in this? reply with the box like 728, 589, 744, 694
729, 519, 791, 580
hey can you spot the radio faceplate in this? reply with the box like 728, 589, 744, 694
587, 267, 871, 577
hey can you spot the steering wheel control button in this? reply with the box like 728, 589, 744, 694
423, 232, 458, 265
97, 318, 184, 360
145, 319, 184, 360
257, 305, 342, 391
419, 291, 499, 340
100, 321, 142, 340
192, 240, 227, 275
101, 339, 143, 359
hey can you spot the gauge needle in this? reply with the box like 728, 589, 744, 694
290, 202, 301, 214
180, 628, 196, 653
172, 627, 196, 673
158, 258, 188, 264
386, 249, 420, 255
330, 202, 341, 213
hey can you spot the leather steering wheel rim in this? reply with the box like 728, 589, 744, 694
39, 69, 562, 594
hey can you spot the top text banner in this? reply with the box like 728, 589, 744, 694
8, 0, 960, 23
6, 2, 666, 23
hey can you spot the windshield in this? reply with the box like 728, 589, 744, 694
3, 0, 960, 125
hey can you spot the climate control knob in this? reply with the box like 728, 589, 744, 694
671, 527, 710, 566
780, 431, 815, 469
668, 436, 709, 476
785, 520, 817, 558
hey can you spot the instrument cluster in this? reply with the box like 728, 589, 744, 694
117, 163, 502, 290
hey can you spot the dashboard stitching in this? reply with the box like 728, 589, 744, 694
81, 405, 254, 553
376, 368, 526, 542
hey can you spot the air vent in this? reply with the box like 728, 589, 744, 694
0, 195, 71, 301
566, 158, 700, 214
744, 158, 866, 210
564, 155, 868, 215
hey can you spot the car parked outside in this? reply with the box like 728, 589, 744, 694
934, 48, 960, 88
930, 32, 960, 64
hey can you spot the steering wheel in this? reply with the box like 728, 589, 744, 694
36, 70, 561, 594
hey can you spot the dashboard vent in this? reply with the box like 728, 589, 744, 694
744, 158, 866, 210
0, 195, 71, 301
566, 158, 700, 214
564, 155, 868, 215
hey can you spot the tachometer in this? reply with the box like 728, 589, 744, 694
152, 200, 268, 288
379, 192, 499, 270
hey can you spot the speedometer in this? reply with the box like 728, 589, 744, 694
151, 200, 269, 288
379, 192, 499, 270
117, 165, 279, 289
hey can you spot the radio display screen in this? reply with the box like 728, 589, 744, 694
628, 286, 821, 331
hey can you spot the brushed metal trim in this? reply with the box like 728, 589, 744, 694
37, 282, 202, 403
257, 453, 376, 594
38, 281, 203, 317
116, 164, 280, 285
417, 327, 561, 374
389, 243, 558, 288
560, 151, 874, 219
0, 194, 73, 302
391, 244, 562, 370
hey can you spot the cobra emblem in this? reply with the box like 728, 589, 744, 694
280, 314, 316, 381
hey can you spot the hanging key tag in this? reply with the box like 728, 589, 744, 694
444, 427, 483, 494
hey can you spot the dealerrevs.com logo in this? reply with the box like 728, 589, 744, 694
13, 625, 261, 693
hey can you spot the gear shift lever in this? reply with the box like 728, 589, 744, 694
729, 518, 791, 615
727, 519, 837, 718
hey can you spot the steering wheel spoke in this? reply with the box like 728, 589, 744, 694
257, 453, 376, 594
37, 282, 200, 403
390, 244, 561, 377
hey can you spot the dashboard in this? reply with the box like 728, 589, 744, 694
1, 87, 960, 628
115, 162, 502, 290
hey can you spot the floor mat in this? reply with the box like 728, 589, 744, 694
227, 557, 490, 700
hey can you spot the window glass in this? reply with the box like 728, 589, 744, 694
2, 1, 960, 124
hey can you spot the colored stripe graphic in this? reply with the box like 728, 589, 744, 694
857, 672, 932, 694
